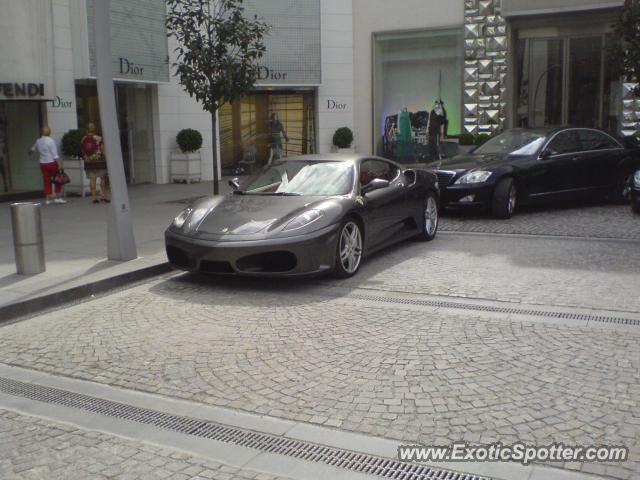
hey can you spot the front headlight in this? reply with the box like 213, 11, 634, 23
634, 171, 640, 188
172, 207, 193, 229
283, 209, 323, 231
171, 206, 210, 230
455, 170, 493, 184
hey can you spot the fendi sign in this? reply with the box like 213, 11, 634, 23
0, 83, 45, 98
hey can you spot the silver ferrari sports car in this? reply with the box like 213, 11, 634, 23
165, 154, 439, 278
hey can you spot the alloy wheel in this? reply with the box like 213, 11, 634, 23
507, 184, 517, 214
424, 195, 438, 237
339, 221, 363, 274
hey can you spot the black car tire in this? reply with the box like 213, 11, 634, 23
333, 218, 363, 279
633, 202, 640, 214
611, 170, 633, 204
491, 177, 517, 219
415, 192, 439, 242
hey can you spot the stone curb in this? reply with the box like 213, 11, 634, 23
0, 262, 172, 324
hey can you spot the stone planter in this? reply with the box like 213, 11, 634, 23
63, 157, 90, 197
170, 151, 201, 184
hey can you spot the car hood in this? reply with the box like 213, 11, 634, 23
426, 153, 511, 171
196, 194, 332, 235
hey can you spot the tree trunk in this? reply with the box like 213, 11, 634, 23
211, 111, 219, 195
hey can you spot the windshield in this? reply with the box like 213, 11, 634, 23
241, 160, 354, 196
473, 130, 547, 156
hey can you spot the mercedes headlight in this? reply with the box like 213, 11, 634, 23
455, 170, 493, 184
172, 207, 193, 229
283, 210, 323, 231
634, 170, 640, 188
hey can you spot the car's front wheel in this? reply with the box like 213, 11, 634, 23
415, 192, 439, 241
611, 170, 633, 204
333, 218, 363, 278
633, 200, 640, 215
491, 177, 516, 219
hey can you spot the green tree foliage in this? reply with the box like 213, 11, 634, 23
608, 0, 640, 95
166, 0, 270, 193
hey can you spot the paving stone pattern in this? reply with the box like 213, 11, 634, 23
0, 278, 638, 479
440, 204, 640, 240
0, 409, 290, 480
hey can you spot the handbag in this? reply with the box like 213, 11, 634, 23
52, 169, 70, 185
84, 153, 107, 171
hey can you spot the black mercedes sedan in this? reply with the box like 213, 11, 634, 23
632, 170, 640, 214
165, 154, 439, 278
430, 127, 640, 218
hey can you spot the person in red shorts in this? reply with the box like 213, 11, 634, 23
30, 127, 66, 205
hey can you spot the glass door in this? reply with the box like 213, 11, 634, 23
515, 34, 617, 130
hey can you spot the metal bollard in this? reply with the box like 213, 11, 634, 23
10, 202, 46, 275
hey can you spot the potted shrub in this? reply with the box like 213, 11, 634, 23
60, 128, 88, 196
171, 128, 203, 183
332, 127, 354, 153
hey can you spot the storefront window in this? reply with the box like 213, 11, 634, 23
373, 29, 463, 159
218, 91, 316, 176
516, 34, 620, 131
0, 101, 43, 195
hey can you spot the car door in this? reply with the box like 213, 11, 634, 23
575, 129, 626, 192
528, 130, 582, 201
359, 159, 406, 249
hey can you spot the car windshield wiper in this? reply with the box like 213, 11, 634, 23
232, 190, 246, 195
265, 192, 302, 196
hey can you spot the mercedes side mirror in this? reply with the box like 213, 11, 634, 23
362, 178, 390, 195
540, 149, 554, 160
228, 178, 241, 191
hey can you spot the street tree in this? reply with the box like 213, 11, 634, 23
166, 0, 270, 194
608, 0, 640, 96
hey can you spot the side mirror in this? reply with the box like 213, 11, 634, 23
362, 178, 390, 195
228, 178, 240, 191
540, 149, 554, 160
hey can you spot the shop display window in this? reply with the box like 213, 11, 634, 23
373, 28, 464, 160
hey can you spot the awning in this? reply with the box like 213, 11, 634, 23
501, 0, 624, 17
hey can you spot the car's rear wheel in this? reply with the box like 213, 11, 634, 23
333, 219, 363, 278
415, 193, 439, 241
633, 201, 640, 214
611, 170, 633, 204
491, 177, 516, 219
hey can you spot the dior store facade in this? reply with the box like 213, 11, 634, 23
354, 0, 633, 158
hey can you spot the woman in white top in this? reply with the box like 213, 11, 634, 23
30, 127, 66, 204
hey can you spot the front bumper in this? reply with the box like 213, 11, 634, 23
440, 182, 494, 209
164, 223, 340, 277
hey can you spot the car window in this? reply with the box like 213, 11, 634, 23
577, 130, 621, 151
546, 131, 581, 155
359, 160, 398, 186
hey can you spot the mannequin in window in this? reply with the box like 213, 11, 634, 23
396, 107, 412, 159
427, 100, 447, 160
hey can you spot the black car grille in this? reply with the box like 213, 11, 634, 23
436, 170, 456, 187
200, 260, 235, 274
166, 246, 191, 269
236, 251, 297, 273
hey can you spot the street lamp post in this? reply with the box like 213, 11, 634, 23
93, 0, 137, 261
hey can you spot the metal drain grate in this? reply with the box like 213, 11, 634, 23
0, 377, 490, 480
344, 293, 640, 326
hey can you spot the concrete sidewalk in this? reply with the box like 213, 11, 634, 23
0, 181, 228, 314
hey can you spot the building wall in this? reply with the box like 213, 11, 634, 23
317, 0, 354, 153
352, 0, 465, 155
47, 0, 78, 147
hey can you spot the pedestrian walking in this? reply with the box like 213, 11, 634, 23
267, 113, 289, 164
81, 123, 109, 203
30, 126, 66, 204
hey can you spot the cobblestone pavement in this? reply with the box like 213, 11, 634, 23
440, 203, 640, 240
0, 271, 639, 479
323, 233, 640, 312
0, 409, 290, 480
